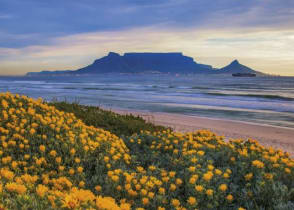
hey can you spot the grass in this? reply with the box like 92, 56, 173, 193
49, 101, 168, 137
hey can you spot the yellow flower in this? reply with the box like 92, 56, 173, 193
96, 196, 120, 210
195, 185, 204, 192
285, 168, 291, 174
39, 145, 45, 152
203, 172, 213, 182
188, 166, 196, 172
187, 196, 197, 205
206, 189, 213, 196
120, 203, 131, 210
159, 187, 165, 194
111, 175, 119, 182
1, 99, 8, 109
264, 173, 273, 180
207, 164, 214, 170
169, 171, 176, 177
29, 128, 36, 135
77, 167, 83, 173
62, 194, 79, 209
171, 199, 180, 207
169, 183, 176, 191
149, 165, 156, 171
244, 173, 253, 181
116, 185, 122, 191
0, 168, 14, 180
70, 148, 76, 155
252, 160, 264, 168
215, 169, 222, 175
226, 194, 234, 202
148, 192, 154, 199
49, 150, 57, 157
189, 177, 197, 184
219, 184, 227, 192
176, 178, 182, 185
56, 157, 62, 164
142, 197, 149, 205
11, 161, 18, 169
84, 145, 89, 152
75, 158, 81, 163
5, 182, 27, 194
36, 184, 48, 197
79, 181, 85, 187
69, 168, 75, 175
223, 173, 230, 179
141, 189, 147, 196
95, 185, 102, 192
104, 156, 110, 162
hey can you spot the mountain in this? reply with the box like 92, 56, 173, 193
26, 70, 73, 76
217, 60, 262, 75
74, 52, 215, 74
26, 52, 264, 76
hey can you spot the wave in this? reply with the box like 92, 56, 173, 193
11, 81, 47, 84
63, 87, 78, 90
82, 87, 127, 91
191, 86, 212, 90
206, 92, 294, 101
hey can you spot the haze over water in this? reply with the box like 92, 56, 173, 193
1, 74, 294, 128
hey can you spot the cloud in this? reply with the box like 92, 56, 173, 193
0, 0, 294, 75
1, 26, 294, 75
0, 0, 294, 48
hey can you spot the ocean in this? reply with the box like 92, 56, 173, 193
1, 74, 294, 128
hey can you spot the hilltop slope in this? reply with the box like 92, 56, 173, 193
217, 60, 263, 75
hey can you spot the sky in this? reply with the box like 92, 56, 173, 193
0, 0, 294, 76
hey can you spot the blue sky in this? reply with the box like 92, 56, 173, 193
0, 0, 294, 75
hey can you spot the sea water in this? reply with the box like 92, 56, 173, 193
1, 74, 294, 128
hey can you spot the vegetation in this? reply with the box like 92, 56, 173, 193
50, 101, 167, 137
0, 92, 293, 209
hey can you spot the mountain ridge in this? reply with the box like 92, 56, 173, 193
26, 52, 264, 76
218, 59, 261, 74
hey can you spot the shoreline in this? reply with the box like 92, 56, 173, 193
105, 107, 294, 156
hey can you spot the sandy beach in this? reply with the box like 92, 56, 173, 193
108, 108, 294, 157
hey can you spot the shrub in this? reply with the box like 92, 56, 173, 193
50, 101, 167, 137
0, 92, 293, 209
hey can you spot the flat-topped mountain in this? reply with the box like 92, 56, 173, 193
26, 52, 264, 76
75, 52, 215, 74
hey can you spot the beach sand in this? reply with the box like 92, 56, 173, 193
108, 108, 294, 157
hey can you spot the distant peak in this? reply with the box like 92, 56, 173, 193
231, 59, 240, 65
108, 52, 120, 57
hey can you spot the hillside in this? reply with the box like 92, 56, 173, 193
0, 92, 293, 209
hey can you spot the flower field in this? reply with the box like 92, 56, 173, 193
0, 92, 293, 209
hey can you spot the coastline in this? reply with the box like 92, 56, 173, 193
105, 107, 294, 157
